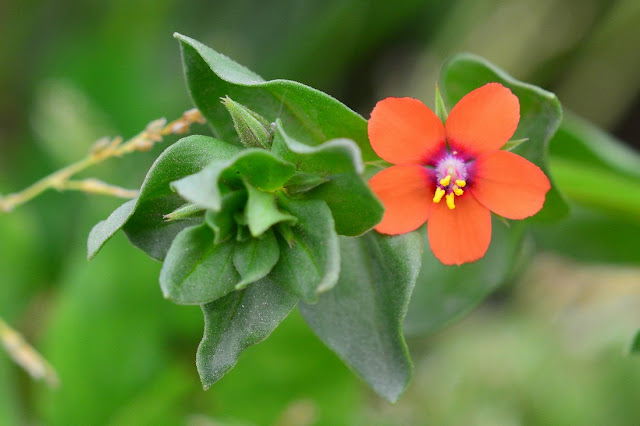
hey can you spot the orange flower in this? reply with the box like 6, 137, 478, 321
368, 83, 550, 265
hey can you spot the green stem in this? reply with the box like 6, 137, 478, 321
0, 108, 205, 213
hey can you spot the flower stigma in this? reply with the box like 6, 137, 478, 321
432, 153, 469, 210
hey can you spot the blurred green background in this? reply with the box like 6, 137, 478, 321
2, 0, 640, 424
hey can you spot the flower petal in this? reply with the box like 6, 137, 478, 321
445, 83, 519, 156
368, 97, 446, 165
427, 194, 491, 265
470, 150, 551, 219
369, 165, 434, 234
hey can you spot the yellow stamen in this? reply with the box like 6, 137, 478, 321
433, 187, 445, 203
453, 187, 464, 196
439, 175, 451, 186
455, 179, 466, 188
445, 192, 456, 210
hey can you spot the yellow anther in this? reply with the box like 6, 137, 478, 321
439, 175, 451, 186
453, 187, 464, 196
433, 187, 445, 203
445, 192, 456, 210
455, 179, 466, 188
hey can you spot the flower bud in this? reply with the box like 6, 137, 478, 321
221, 96, 273, 149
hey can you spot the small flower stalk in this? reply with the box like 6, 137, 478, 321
368, 83, 551, 265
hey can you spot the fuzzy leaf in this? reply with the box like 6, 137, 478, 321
159, 224, 239, 305
204, 191, 247, 245
175, 33, 377, 161
272, 122, 383, 236
171, 149, 295, 212
87, 199, 136, 260
300, 232, 422, 403
243, 184, 297, 237
196, 278, 298, 389
88, 135, 241, 261
233, 230, 280, 290
269, 198, 340, 303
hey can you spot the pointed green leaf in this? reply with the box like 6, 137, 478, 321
88, 135, 241, 260
283, 172, 329, 195
204, 191, 247, 245
439, 53, 568, 222
272, 120, 364, 174
159, 224, 239, 305
300, 232, 422, 403
269, 198, 340, 303
175, 33, 377, 161
233, 230, 280, 290
272, 122, 383, 236
196, 278, 298, 389
244, 184, 297, 237
171, 149, 296, 212
502, 138, 529, 151
404, 220, 527, 336
434, 84, 448, 122
87, 199, 136, 259
163, 203, 205, 222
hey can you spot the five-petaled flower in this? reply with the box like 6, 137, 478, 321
368, 83, 550, 265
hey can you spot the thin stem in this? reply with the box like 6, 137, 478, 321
0, 316, 59, 387
0, 108, 206, 212
61, 179, 139, 199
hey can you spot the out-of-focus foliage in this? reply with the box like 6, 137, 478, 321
1, 0, 640, 424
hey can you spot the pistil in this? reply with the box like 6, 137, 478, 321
431, 152, 470, 210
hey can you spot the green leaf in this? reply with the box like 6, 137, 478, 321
87, 199, 137, 260
204, 191, 247, 245
550, 112, 640, 181
549, 158, 640, 221
434, 84, 448, 122
233, 230, 280, 290
196, 278, 298, 389
300, 232, 422, 403
283, 172, 329, 195
439, 53, 568, 222
502, 138, 528, 151
87, 135, 242, 261
159, 224, 239, 305
548, 113, 640, 221
404, 219, 527, 335
243, 184, 297, 237
163, 203, 205, 222
171, 149, 296, 212
272, 122, 383, 236
269, 198, 340, 303
533, 204, 640, 264
175, 33, 377, 161
221, 96, 274, 149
